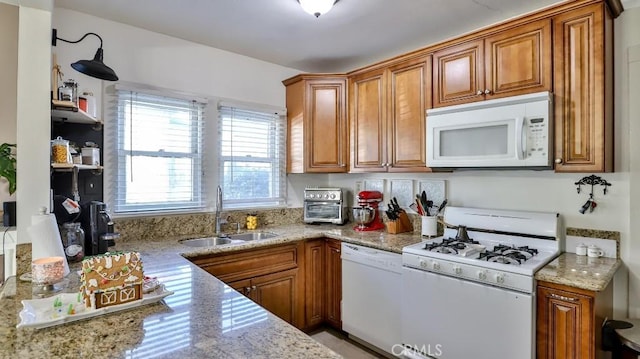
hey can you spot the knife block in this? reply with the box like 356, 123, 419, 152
386, 212, 413, 234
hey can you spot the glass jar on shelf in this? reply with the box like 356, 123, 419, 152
59, 222, 85, 262
51, 136, 72, 164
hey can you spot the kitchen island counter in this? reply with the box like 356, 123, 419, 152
534, 252, 621, 291
0, 224, 421, 359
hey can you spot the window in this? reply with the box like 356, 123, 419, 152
108, 86, 206, 214
218, 105, 286, 209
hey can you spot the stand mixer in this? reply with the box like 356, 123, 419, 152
352, 190, 385, 231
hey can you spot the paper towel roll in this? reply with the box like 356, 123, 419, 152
28, 211, 70, 277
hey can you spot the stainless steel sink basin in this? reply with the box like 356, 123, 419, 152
179, 237, 233, 247
228, 232, 278, 241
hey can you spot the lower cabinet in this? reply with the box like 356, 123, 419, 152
229, 269, 299, 324
191, 242, 303, 328
303, 238, 343, 331
325, 238, 342, 329
536, 281, 613, 359
191, 239, 342, 331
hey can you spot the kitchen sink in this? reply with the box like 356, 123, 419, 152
179, 237, 233, 247
228, 232, 278, 241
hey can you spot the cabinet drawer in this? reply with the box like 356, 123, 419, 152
191, 243, 299, 282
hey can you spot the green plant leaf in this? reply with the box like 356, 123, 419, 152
0, 143, 17, 195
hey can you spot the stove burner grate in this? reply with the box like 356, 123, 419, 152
479, 244, 540, 265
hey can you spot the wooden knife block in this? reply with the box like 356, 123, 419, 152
387, 212, 413, 234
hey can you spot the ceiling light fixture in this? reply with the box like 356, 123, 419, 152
298, 0, 339, 18
51, 29, 119, 81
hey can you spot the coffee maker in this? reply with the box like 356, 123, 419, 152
352, 190, 385, 231
81, 201, 120, 255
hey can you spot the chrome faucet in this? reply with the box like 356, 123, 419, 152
215, 185, 227, 235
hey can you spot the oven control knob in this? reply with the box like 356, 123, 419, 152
495, 274, 505, 283
432, 262, 440, 271
453, 266, 462, 275
330, 193, 336, 199
308, 194, 315, 198
477, 271, 487, 280
419, 259, 428, 269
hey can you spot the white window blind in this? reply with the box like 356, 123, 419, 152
218, 105, 286, 209
109, 88, 206, 214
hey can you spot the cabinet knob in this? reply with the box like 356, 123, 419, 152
333, 248, 340, 253
555, 158, 563, 164
245, 286, 251, 293
484, 89, 492, 95
476, 90, 483, 96
252, 285, 257, 290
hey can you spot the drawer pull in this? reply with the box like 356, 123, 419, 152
550, 293, 578, 302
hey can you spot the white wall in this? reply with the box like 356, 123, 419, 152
52, 8, 303, 211
0, 2, 18, 205
15, 1, 53, 243
624, 9, 640, 317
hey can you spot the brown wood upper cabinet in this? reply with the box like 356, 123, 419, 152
350, 56, 432, 172
432, 18, 552, 108
284, 75, 348, 173
553, 3, 614, 172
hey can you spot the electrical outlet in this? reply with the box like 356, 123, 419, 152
355, 181, 362, 194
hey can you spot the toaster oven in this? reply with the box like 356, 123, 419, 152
303, 188, 347, 225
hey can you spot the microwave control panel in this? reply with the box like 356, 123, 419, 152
526, 117, 549, 159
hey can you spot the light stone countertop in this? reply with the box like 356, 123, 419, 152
0, 223, 620, 358
534, 252, 621, 291
0, 224, 421, 359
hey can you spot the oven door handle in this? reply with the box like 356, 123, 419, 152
306, 201, 340, 206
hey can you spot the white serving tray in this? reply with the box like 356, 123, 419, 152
17, 284, 173, 329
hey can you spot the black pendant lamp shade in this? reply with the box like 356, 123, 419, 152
52, 29, 119, 81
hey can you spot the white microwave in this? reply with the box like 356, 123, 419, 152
426, 91, 553, 169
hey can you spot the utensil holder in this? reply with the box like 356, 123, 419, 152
387, 212, 413, 234
421, 216, 438, 238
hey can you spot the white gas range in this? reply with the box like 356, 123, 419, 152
400, 206, 560, 359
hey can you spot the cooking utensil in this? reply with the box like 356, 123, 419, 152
420, 191, 431, 216
436, 199, 448, 216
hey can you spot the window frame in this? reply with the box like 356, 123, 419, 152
217, 103, 287, 210
105, 83, 207, 215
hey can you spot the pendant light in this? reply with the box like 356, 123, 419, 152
51, 29, 119, 81
298, 0, 339, 18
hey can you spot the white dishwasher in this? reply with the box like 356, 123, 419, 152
341, 242, 403, 355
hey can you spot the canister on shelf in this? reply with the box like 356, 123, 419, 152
51, 136, 72, 164
62, 79, 78, 105
81, 91, 96, 118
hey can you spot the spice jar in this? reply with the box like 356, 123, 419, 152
60, 222, 85, 262
51, 136, 72, 164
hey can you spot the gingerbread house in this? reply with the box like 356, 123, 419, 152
80, 251, 144, 309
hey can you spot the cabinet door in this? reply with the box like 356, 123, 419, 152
305, 79, 348, 172
350, 69, 387, 172
304, 239, 326, 329
553, 3, 613, 172
387, 56, 432, 172
433, 39, 484, 107
325, 239, 342, 329
537, 285, 594, 359
484, 19, 552, 99
251, 268, 298, 325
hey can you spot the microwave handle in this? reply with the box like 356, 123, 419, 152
515, 117, 526, 160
